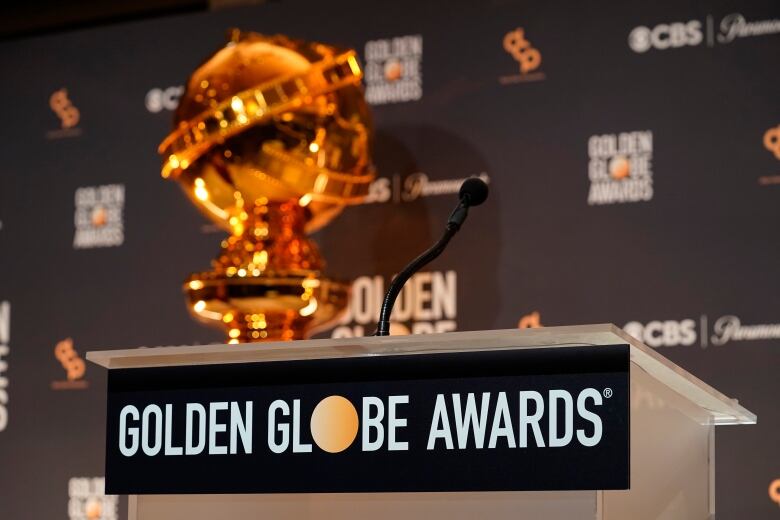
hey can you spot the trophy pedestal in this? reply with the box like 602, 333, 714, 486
185, 201, 348, 342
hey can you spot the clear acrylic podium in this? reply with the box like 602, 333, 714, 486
87, 324, 755, 520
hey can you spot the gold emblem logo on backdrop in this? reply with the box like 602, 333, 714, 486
500, 28, 545, 85
769, 478, 780, 506
518, 311, 543, 329
51, 338, 88, 390
764, 125, 780, 160
50, 89, 80, 128
503, 28, 542, 74
758, 125, 780, 185
160, 30, 374, 343
47, 88, 82, 139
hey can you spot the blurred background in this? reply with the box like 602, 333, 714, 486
0, 0, 778, 518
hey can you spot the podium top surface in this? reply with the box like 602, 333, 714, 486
86, 324, 755, 425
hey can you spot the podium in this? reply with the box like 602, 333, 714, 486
87, 324, 755, 520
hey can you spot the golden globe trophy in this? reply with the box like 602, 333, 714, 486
159, 30, 374, 343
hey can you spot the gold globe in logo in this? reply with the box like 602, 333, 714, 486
384, 59, 402, 82
609, 156, 631, 180
310, 395, 359, 453
90, 206, 108, 227
159, 30, 374, 342
85, 498, 103, 520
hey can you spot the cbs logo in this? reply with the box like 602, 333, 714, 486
624, 319, 697, 348
628, 21, 703, 53
362, 177, 391, 204
145, 86, 184, 113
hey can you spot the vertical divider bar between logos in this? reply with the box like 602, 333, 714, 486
700, 315, 708, 349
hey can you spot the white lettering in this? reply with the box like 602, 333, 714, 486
119, 405, 139, 456
362, 397, 384, 451
577, 389, 603, 447
185, 403, 206, 455
548, 390, 574, 447
453, 392, 490, 449
388, 395, 408, 451
292, 400, 312, 453
268, 400, 289, 454
208, 402, 228, 455
519, 391, 545, 447
488, 392, 516, 448
141, 404, 163, 456
230, 401, 252, 454
427, 394, 453, 450
164, 404, 183, 455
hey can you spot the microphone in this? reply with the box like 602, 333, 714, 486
374, 177, 489, 336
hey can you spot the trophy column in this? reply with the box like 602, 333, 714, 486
185, 199, 348, 342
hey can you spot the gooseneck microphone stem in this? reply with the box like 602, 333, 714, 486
375, 220, 461, 337
374, 177, 488, 337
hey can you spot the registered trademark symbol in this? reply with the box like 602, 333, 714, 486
603, 388, 613, 398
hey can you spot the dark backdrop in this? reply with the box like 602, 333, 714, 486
0, 0, 778, 518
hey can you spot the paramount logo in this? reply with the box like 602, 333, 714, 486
711, 315, 780, 345
717, 13, 780, 43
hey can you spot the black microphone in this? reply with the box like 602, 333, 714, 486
374, 177, 489, 336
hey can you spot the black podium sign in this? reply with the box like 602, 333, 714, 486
105, 344, 629, 494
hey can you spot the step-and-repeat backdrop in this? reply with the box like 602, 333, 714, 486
0, 0, 778, 517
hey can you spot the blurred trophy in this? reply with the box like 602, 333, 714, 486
159, 30, 374, 342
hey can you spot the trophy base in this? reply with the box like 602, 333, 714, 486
184, 271, 349, 342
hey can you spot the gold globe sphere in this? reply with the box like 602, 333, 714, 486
159, 30, 375, 342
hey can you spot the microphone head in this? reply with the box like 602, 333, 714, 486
459, 177, 489, 206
